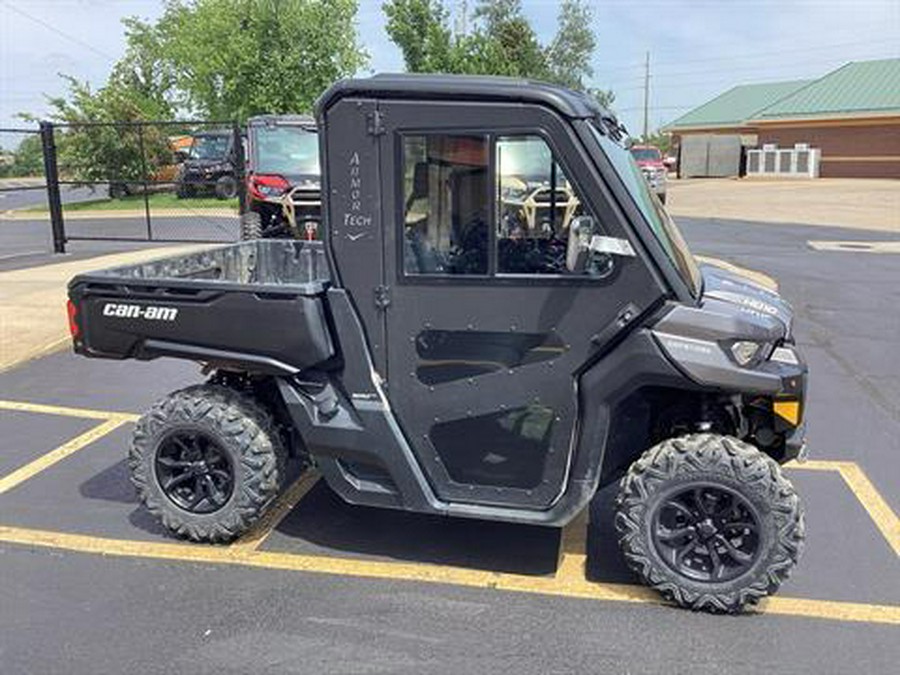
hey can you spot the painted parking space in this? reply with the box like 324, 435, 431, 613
0, 409, 96, 477
0, 396, 897, 626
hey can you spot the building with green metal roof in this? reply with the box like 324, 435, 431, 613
663, 59, 900, 179
664, 80, 811, 133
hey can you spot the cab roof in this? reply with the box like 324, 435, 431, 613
317, 73, 607, 120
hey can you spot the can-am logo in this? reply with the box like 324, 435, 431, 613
102, 303, 178, 321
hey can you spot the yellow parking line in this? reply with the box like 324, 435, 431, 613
0, 523, 897, 625
230, 471, 320, 552
0, 399, 140, 422
788, 459, 900, 557
760, 596, 900, 625
0, 418, 126, 495
0, 397, 895, 624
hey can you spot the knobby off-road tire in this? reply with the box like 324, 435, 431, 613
129, 384, 287, 543
215, 175, 238, 200
175, 182, 193, 199
615, 434, 805, 613
240, 211, 262, 240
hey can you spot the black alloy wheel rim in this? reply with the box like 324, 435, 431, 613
155, 430, 234, 514
651, 483, 762, 583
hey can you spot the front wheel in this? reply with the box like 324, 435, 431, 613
129, 384, 286, 543
214, 175, 238, 200
615, 434, 804, 613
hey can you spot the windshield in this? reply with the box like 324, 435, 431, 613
630, 147, 662, 162
252, 125, 319, 176
590, 125, 701, 296
190, 135, 229, 161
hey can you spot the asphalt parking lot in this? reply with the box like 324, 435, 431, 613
1, 216, 898, 674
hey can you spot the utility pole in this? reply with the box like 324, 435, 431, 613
455, 0, 468, 36
642, 51, 650, 142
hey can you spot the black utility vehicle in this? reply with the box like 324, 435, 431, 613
68, 75, 808, 613
242, 115, 322, 239
175, 129, 241, 200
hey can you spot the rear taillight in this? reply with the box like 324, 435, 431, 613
248, 173, 290, 199
67, 299, 80, 338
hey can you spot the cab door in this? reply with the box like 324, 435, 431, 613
378, 100, 666, 508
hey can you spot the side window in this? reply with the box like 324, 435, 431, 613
402, 135, 489, 275
496, 135, 603, 276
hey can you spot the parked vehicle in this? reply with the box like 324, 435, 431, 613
664, 152, 678, 172
175, 129, 241, 200
68, 75, 807, 613
241, 115, 321, 239
630, 144, 668, 203
108, 135, 192, 199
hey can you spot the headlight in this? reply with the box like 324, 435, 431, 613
730, 340, 762, 366
770, 345, 800, 365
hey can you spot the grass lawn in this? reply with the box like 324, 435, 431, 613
25, 192, 239, 212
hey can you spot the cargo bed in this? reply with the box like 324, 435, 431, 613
68, 240, 335, 375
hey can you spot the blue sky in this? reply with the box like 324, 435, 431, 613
2, 0, 898, 145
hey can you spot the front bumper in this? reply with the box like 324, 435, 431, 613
641, 170, 667, 196
761, 348, 809, 463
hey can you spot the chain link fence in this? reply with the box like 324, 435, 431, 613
0, 126, 53, 237
5, 120, 248, 252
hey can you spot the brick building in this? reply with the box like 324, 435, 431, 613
663, 59, 900, 179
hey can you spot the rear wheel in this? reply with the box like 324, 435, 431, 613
109, 182, 130, 199
615, 434, 804, 613
129, 384, 286, 543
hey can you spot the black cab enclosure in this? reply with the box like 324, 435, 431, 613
68, 75, 808, 612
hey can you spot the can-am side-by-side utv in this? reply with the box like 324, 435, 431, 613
241, 114, 322, 240
67, 75, 807, 613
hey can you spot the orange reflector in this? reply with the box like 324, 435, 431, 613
774, 399, 801, 425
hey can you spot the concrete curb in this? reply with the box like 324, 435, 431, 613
0, 244, 211, 373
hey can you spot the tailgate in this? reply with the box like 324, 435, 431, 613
67, 241, 335, 375
69, 285, 334, 375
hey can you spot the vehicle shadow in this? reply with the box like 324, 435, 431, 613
271, 481, 561, 577
585, 481, 638, 584
78, 459, 169, 537
79, 459, 137, 504
78, 459, 636, 580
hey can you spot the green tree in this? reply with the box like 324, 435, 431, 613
384, 0, 615, 106
469, 0, 547, 78
382, 0, 456, 72
37, 75, 174, 185
0, 136, 45, 178
385, 0, 547, 78
644, 131, 671, 154
11, 135, 45, 177
146, 0, 368, 120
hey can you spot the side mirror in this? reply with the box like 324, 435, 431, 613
565, 215, 636, 275
565, 215, 597, 273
